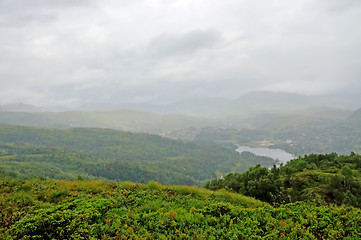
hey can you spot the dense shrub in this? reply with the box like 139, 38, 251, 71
1, 177, 360, 239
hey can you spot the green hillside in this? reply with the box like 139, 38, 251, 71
0, 124, 276, 185
1, 177, 360, 239
1, 125, 361, 238
294, 109, 361, 155
189, 107, 360, 155
206, 153, 361, 208
245, 107, 351, 131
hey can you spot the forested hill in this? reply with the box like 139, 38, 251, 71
206, 152, 361, 208
1, 125, 361, 238
0, 124, 276, 185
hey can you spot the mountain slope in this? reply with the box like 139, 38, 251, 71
243, 107, 352, 130
342, 107, 361, 129
237, 91, 359, 109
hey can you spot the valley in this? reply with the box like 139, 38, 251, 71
1, 92, 360, 157
0, 124, 278, 185
1, 91, 361, 239
2, 0, 361, 237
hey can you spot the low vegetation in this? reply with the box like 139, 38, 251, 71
1, 176, 360, 239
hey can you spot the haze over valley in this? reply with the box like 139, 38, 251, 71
1, 91, 360, 156
1, 0, 361, 238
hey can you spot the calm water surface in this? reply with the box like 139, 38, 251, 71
236, 145, 294, 165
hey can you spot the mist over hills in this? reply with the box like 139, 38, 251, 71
75, 91, 360, 117
0, 103, 69, 112
1, 0, 361, 237
343, 107, 361, 129
1, 90, 360, 156
0, 109, 221, 134
243, 107, 353, 131
0, 91, 360, 138
2, 91, 359, 117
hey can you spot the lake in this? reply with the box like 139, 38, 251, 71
235, 145, 294, 165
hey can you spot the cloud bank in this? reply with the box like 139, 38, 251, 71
0, 0, 360, 106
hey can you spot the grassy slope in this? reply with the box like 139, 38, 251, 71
1, 177, 360, 239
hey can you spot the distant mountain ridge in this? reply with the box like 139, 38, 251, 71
77, 91, 360, 117
0, 103, 41, 112
350, 107, 361, 119
339, 107, 361, 130
233, 91, 360, 114
0, 109, 221, 134
77, 98, 234, 117
244, 107, 353, 130
0, 103, 69, 112
2, 91, 359, 117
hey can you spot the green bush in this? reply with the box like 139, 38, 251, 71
1, 177, 360, 239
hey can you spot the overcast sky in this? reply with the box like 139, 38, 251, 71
0, 0, 360, 106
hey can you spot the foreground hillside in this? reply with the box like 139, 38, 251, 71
1, 177, 360, 239
0, 124, 275, 185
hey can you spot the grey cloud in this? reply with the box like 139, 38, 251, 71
0, 0, 94, 12
316, 0, 361, 14
147, 29, 221, 58
0, 0, 95, 28
0, 0, 360, 107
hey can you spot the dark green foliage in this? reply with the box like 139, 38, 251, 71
206, 153, 361, 208
1, 177, 360, 239
206, 165, 282, 203
217, 151, 276, 174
